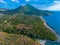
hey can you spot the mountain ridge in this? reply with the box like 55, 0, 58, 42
0, 4, 50, 16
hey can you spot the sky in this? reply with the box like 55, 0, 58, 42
0, 0, 60, 11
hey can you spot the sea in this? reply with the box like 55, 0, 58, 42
43, 11, 60, 45
45, 41, 60, 45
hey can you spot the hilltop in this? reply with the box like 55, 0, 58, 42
0, 4, 50, 15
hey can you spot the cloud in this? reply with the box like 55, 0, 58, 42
0, 0, 7, 4
25, 0, 30, 2
25, 0, 39, 2
11, 0, 19, 3
44, 1, 60, 11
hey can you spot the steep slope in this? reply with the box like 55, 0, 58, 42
0, 14, 57, 41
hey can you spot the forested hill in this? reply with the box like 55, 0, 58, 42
0, 4, 57, 45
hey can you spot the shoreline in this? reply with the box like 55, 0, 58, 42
40, 16, 60, 42
37, 39, 46, 45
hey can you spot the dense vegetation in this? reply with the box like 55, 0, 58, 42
0, 14, 57, 41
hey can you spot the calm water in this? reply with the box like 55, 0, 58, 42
43, 11, 60, 45
43, 11, 60, 35
45, 41, 60, 45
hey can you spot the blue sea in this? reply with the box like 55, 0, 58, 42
43, 11, 60, 45
45, 41, 60, 45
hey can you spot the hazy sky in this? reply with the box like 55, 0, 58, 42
0, 0, 60, 11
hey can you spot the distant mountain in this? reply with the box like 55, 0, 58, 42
0, 4, 50, 16
0, 8, 7, 11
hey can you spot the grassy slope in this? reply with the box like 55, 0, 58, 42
0, 14, 57, 41
0, 32, 41, 45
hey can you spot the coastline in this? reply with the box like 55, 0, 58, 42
37, 39, 46, 45
40, 16, 60, 42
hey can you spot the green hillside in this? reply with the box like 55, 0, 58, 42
0, 4, 57, 45
0, 14, 57, 41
